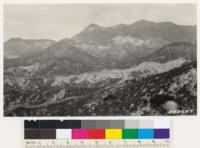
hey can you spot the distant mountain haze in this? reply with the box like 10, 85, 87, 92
4, 37, 56, 59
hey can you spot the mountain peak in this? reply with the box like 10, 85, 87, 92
80, 23, 102, 33
87, 23, 101, 28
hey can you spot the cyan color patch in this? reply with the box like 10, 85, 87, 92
138, 129, 154, 139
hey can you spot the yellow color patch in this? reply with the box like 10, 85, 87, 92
105, 129, 122, 139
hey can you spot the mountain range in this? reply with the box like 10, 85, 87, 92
4, 20, 197, 116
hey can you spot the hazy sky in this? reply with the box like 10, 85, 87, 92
4, 4, 196, 41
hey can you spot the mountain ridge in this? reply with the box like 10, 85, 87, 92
4, 37, 56, 59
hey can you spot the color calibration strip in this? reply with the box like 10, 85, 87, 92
24, 119, 170, 140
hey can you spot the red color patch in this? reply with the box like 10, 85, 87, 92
88, 129, 105, 139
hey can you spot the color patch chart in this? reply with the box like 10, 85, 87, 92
24, 119, 171, 148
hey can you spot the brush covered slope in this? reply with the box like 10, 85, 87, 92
4, 61, 196, 116
4, 20, 197, 116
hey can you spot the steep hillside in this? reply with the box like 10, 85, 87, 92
86, 62, 196, 116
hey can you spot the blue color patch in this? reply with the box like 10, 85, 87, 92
138, 129, 154, 139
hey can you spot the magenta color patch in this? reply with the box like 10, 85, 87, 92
72, 129, 89, 139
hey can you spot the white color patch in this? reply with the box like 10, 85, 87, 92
154, 119, 170, 128
56, 129, 72, 139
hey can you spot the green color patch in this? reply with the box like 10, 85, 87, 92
122, 129, 138, 139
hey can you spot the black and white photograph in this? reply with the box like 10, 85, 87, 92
4, 4, 197, 116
